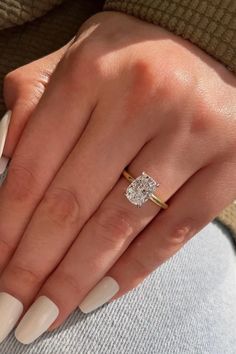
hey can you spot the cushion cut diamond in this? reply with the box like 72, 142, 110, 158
125, 172, 159, 207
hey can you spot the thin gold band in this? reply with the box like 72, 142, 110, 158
122, 170, 168, 210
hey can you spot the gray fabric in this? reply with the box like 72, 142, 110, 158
0, 220, 235, 353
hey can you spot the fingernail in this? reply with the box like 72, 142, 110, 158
0, 111, 11, 158
0, 292, 23, 343
79, 276, 119, 314
0, 156, 9, 174
15, 296, 59, 345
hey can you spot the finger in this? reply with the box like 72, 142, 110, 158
0, 93, 150, 309
0, 43, 96, 270
103, 160, 236, 303
2, 45, 67, 158
13, 135, 205, 342
0, 45, 172, 342
0, 94, 151, 344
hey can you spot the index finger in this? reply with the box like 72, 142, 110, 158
0, 56, 97, 270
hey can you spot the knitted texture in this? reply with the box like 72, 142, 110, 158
0, 0, 64, 29
217, 202, 236, 238
104, 0, 236, 74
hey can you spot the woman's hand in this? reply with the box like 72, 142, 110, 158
2, 43, 70, 159
0, 11, 235, 344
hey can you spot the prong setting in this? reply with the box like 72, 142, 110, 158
125, 172, 159, 207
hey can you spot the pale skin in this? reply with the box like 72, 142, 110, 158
1, 11, 236, 332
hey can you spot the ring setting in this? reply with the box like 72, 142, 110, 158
122, 170, 168, 209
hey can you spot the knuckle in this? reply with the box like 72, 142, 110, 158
4, 70, 21, 92
159, 66, 195, 109
166, 217, 197, 246
93, 206, 134, 246
3, 70, 23, 105
4, 68, 31, 88
0, 239, 15, 264
131, 59, 156, 89
62, 40, 105, 83
124, 59, 193, 125
5, 163, 40, 203
4, 69, 47, 111
0, 239, 14, 256
4, 63, 50, 93
161, 64, 196, 108
130, 254, 151, 278
168, 65, 195, 92
42, 187, 80, 227
124, 58, 162, 126
77, 40, 101, 65
189, 100, 217, 135
55, 270, 84, 296
129, 59, 158, 101
5, 263, 43, 288
4, 69, 32, 99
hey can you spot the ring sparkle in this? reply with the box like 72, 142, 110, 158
125, 172, 159, 207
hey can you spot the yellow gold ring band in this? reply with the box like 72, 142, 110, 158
122, 170, 168, 210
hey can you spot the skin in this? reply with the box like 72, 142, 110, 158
0, 11, 236, 332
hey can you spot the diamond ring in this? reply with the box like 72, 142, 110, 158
122, 170, 168, 209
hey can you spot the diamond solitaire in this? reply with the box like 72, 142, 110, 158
125, 172, 160, 207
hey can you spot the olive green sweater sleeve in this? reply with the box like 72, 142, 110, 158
104, 0, 236, 74
0, 0, 64, 29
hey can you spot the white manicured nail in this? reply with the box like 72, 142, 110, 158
0, 156, 9, 174
15, 296, 59, 345
0, 111, 11, 158
0, 292, 23, 343
79, 276, 119, 313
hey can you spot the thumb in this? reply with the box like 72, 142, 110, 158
0, 44, 69, 172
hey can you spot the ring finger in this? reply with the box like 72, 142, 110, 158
0, 96, 150, 343
14, 136, 206, 343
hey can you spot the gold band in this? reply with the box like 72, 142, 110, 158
122, 170, 168, 209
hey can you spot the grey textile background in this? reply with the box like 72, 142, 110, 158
0, 220, 235, 353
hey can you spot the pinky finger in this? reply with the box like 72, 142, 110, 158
79, 161, 235, 312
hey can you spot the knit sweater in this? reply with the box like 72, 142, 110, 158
0, 0, 235, 238
0, 0, 63, 29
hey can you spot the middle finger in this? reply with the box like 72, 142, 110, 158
24, 135, 205, 335
0, 97, 149, 339
0, 58, 97, 270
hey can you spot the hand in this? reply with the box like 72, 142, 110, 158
2, 43, 70, 159
0, 11, 235, 344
